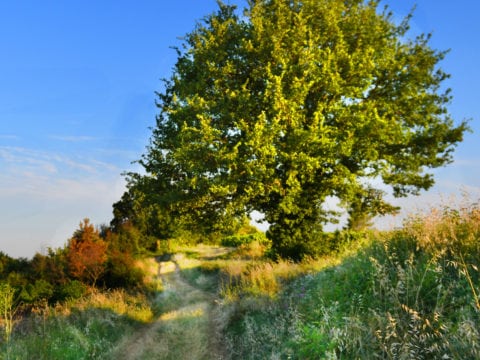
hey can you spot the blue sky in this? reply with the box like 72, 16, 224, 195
1, 1, 478, 258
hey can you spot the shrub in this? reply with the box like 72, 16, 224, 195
0, 282, 17, 343
67, 219, 108, 287
221, 233, 268, 248
103, 251, 144, 289
58, 280, 87, 301
20, 280, 54, 304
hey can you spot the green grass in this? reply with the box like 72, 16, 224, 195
0, 290, 153, 360
2, 308, 138, 360
220, 201, 480, 359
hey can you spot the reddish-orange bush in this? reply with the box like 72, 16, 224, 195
67, 219, 107, 286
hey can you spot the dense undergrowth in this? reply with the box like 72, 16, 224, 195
1, 201, 479, 359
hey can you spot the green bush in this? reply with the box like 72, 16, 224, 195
19, 279, 54, 304
221, 233, 268, 247
103, 251, 143, 289
58, 280, 87, 300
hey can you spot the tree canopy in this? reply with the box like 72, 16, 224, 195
128, 0, 468, 259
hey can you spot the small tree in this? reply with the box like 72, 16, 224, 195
0, 282, 17, 344
67, 219, 107, 287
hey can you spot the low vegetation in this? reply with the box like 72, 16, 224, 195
0, 289, 153, 359
218, 200, 480, 359
1, 200, 479, 359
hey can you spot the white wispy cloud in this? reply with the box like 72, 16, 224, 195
0, 146, 58, 174
0, 145, 128, 258
0, 145, 126, 201
0, 134, 19, 140
49, 135, 97, 142
0, 146, 120, 177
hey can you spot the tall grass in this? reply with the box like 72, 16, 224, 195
0, 289, 153, 360
222, 201, 480, 359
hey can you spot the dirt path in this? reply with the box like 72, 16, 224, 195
111, 248, 229, 360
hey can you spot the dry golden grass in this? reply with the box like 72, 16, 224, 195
135, 258, 163, 292
59, 289, 154, 323
233, 241, 267, 259
405, 198, 480, 255
218, 253, 343, 301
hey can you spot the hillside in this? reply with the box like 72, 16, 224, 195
1, 202, 480, 359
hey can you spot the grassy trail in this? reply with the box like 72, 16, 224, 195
112, 248, 228, 360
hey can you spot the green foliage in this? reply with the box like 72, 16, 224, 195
130, 0, 468, 259
104, 223, 142, 254
103, 251, 144, 289
293, 325, 337, 359
111, 181, 189, 249
0, 252, 13, 279
5, 271, 28, 289
110, 181, 246, 251
19, 279, 54, 304
33, 248, 69, 287
221, 232, 268, 247
346, 187, 400, 230
265, 229, 370, 261
58, 280, 87, 301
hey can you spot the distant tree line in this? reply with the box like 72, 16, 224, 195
0, 206, 260, 311
0, 218, 144, 309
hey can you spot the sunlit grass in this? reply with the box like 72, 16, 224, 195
1, 290, 154, 359
159, 303, 206, 321
216, 240, 352, 301
73, 289, 154, 323
222, 199, 480, 359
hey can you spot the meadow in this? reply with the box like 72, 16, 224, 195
217, 199, 480, 359
1, 200, 479, 359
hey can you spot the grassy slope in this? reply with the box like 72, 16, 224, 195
220, 203, 480, 359
2, 203, 480, 359
1, 290, 153, 359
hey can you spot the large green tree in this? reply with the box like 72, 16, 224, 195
131, 0, 468, 259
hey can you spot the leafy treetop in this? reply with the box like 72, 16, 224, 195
129, 0, 468, 259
